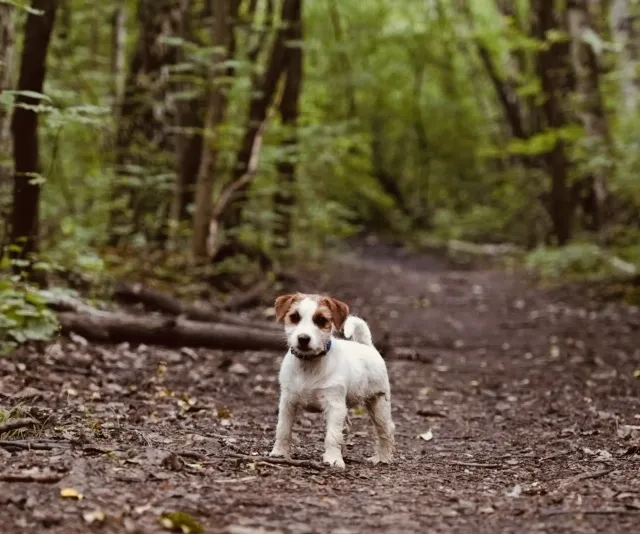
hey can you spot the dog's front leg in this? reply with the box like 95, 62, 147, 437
323, 400, 347, 469
270, 393, 297, 458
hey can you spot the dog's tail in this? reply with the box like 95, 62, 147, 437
343, 316, 374, 347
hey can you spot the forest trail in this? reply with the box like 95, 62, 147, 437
1, 242, 640, 534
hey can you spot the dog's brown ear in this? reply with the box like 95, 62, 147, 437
323, 297, 349, 331
274, 294, 298, 323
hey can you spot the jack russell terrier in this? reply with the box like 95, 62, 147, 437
269, 293, 395, 469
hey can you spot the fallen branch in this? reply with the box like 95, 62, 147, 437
443, 461, 503, 469
57, 310, 285, 351
556, 467, 616, 490
228, 452, 324, 471
113, 282, 279, 332
0, 439, 71, 451
0, 418, 39, 434
43, 292, 111, 317
595, 249, 637, 277
542, 508, 640, 517
0, 472, 64, 483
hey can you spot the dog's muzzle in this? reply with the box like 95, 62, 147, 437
290, 339, 332, 360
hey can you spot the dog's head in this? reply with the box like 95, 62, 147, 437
274, 293, 349, 357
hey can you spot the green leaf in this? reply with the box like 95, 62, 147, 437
3, 89, 51, 102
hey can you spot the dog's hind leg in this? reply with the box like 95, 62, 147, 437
365, 393, 395, 465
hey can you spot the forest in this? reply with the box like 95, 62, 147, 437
1, 0, 640, 347
0, 1, 640, 533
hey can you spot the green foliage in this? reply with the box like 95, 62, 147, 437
1, 0, 639, 305
0, 275, 59, 355
525, 244, 623, 281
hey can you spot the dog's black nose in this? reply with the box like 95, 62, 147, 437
297, 334, 311, 347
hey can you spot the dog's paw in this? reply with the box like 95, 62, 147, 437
367, 454, 392, 465
269, 447, 289, 459
322, 453, 346, 470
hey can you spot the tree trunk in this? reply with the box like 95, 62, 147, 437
568, 0, 610, 232
609, 0, 639, 113
191, 0, 236, 260
221, 0, 299, 234
532, 0, 575, 245
0, 2, 15, 163
273, 0, 303, 252
327, 0, 357, 118
108, 0, 184, 246
111, 1, 127, 113
9, 0, 58, 276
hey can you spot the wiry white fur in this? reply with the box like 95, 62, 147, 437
270, 297, 395, 470
343, 315, 373, 346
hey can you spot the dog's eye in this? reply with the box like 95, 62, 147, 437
289, 312, 300, 323
314, 316, 328, 328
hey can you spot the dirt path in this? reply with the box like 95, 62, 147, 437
1, 244, 640, 533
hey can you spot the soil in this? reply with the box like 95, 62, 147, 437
1, 242, 640, 534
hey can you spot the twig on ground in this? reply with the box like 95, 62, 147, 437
442, 461, 503, 468
228, 452, 324, 471
539, 450, 573, 462
557, 467, 616, 489
0, 439, 71, 451
0, 418, 39, 434
0, 472, 64, 483
542, 508, 640, 517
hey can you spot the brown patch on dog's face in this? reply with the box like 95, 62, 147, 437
312, 307, 332, 331
274, 293, 301, 323
321, 296, 350, 331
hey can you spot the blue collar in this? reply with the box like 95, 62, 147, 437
291, 339, 332, 360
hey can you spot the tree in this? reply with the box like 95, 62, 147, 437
0, 1, 15, 167
609, 0, 639, 113
568, 0, 611, 232
109, 0, 184, 246
191, 0, 237, 260
273, 0, 303, 252
9, 0, 58, 275
531, 0, 575, 245
220, 0, 301, 243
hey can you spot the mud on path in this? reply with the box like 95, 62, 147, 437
1, 243, 640, 534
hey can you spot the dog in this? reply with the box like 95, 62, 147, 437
269, 293, 395, 469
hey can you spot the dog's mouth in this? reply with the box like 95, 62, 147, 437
291, 347, 323, 360
290, 339, 332, 360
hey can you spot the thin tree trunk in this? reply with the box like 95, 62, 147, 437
273, 0, 303, 252
532, 0, 575, 245
191, 0, 235, 260
327, 0, 357, 119
0, 2, 15, 161
111, 1, 127, 113
169, 0, 198, 245
221, 0, 299, 234
410, 61, 431, 227
108, 0, 183, 246
9, 0, 58, 276
609, 0, 639, 113
568, 0, 610, 231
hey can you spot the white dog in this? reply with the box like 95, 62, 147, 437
269, 293, 395, 469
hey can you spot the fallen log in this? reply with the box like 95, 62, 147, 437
57, 311, 285, 352
113, 282, 279, 331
